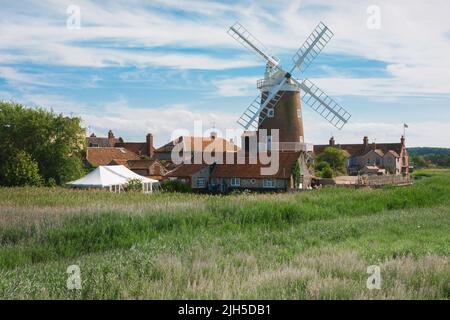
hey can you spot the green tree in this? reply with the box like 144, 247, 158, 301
291, 160, 300, 189
0, 102, 86, 186
316, 147, 347, 176
411, 155, 428, 169
321, 166, 334, 178
1, 150, 42, 186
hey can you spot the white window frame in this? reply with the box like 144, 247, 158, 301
263, 179, 275, 188
267, 108, 275, 118
197, 177, 205, 188
230, 178, 241, 187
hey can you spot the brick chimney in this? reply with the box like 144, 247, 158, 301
363, 136, 369, 148
401, 135, 405, 146
329, 136, 335, 147
108, 130, 115, 146
146, 133, 154, 159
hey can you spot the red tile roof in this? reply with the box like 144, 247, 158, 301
114, 142, 155, 156
211, 152, 300, 179
86, 147, 140, 166
156, 136, 238, 153
165, 164, 208, 178
385, 150, 400, 158
314, 142, 403, 158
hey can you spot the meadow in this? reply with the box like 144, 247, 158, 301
0, 170, 449, 299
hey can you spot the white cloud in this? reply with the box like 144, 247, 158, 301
78, 98, 241, 147
0, 67, 57, 87
212, 76, 259, 97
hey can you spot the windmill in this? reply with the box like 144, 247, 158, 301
228, 22, 351, 147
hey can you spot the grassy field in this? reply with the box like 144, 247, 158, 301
0, 170, 449, 299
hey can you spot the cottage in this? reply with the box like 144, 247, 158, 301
165, 152, 302, 193
314, 136, 409, 176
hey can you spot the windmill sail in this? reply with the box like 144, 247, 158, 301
297, 79, 351, 130
228, 22, 279, 67
292, 22, 334, 74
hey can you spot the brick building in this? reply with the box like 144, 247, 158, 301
314, 136, 409, 176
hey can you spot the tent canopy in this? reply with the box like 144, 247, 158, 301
67, 165, 159, 188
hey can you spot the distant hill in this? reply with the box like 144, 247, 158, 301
408, 147, 450, 156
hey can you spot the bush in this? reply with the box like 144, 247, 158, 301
126, 179, 143, 192
315, 161, 331, 172
160, 180, 192, 193
321, 167, 334, 178
1, 150, 42, 186
316, 147, 347, 176
46, 177, 57, 187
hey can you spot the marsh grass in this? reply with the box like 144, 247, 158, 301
0, 170, 449, 299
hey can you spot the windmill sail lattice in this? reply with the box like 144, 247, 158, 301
297, 79, 351, 130
228, 22, 279, 67
292, 22, 334, 74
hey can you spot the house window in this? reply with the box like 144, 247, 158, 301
230, 178, 241, 187
263, 179, 275, 188
197, 178, 205, 188
267, 108, 274, 118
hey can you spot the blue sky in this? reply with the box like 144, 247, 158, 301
1, 0, 449, 147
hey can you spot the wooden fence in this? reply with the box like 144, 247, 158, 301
358, 175, 412, 187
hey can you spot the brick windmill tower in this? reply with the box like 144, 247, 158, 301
228, 22, 352, 151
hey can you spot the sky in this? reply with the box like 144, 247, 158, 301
1, 0, 450, 147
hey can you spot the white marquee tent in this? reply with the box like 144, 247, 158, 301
67, 165, 159, 193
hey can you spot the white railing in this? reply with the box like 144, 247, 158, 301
269, 142, 314, 152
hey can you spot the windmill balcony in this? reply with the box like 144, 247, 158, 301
269, 142, 314, 152
257, 78, 280, 90
257, 79, 267, 90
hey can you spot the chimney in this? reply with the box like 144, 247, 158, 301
329, 136, 335, 147
401, 135, 405, 146
363, 136, 369, 148
146, 133, 154, 159
108, 130, 115, 146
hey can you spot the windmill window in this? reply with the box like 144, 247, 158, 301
267, 109, 275, 118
